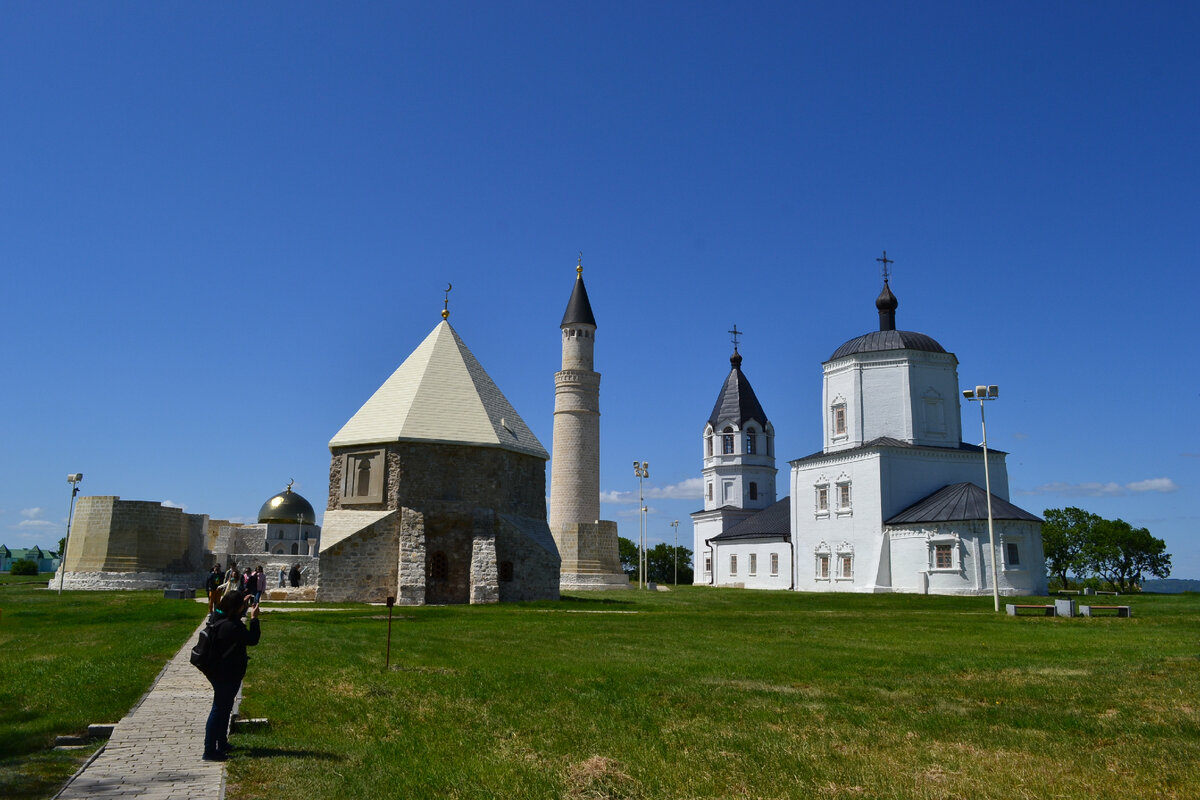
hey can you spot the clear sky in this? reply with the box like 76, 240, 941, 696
3, 3, 1197, 578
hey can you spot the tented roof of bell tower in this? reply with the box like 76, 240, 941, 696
707, 350, 769, 429
329, 320, 548, 460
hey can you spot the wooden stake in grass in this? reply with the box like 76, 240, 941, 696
385, 595, 395, 669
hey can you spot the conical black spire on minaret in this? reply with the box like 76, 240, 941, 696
875, 250, 898, 331
708, 329, 768, 429
561, 257, 597, 327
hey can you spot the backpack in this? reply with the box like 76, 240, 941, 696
190, 617, 234, 674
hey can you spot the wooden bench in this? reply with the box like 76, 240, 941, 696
1006, 604, 1055, 616
1080, 605, 1131, 617
1056, 589, 1080, 596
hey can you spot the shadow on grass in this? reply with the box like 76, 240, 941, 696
557, 594, 636, 606
237, 747, 341, 761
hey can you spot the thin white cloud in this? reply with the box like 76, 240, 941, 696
17, 519, 58, 529
1017, 477, 1179, 497
601, 477, 704, 504
21, 507, 43, 518
162, 500, 187, 510
1011, 432, 1029, 440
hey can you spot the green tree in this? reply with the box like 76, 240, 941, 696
646, 542, 694, 585
58, 536, 66, 557
617, 536, 638, 578
1041, 507, 1098, 588
10, 559, 39, 576
1082, 518, 1170, 592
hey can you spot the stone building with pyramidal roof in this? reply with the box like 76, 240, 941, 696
317, 299, 560, 604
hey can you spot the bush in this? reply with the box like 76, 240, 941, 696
9, 559, 39, 576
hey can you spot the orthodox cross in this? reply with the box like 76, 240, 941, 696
442, 282, 452, 320
876, 250, 894, 283
729, 324, 742, 351
577, 251, 583, 277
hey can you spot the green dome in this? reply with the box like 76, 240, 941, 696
257, 487, 316, 525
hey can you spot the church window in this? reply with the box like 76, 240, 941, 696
1005, 542, 1020, 567
723, 481, 734, 503
707, 436, 713, 457
770, 553, 779, 576
934, 544, 953, 570
835, 477, 852, 516
816, 554, 830, 579
704, 555, 712, 574
832, 402, 847, 437
746, 428, 757, 454
722, 427, 734, 454
923, 389, 946, 435
430, 551, 448, 581
816, 484, 829, 515
840, 555, 852, 579
499, 561, 514, 582
730, 554, 737, 575
707, 483, 713, 501
749, 553, 757, 576
749, 482, 758, 501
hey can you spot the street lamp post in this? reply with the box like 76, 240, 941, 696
58, 473, 83, 595
633, 461, 649, 589
963, 385, 1000, 612
670, 519, 680, 585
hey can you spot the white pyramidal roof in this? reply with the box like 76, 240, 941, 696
329, 320, 548, 460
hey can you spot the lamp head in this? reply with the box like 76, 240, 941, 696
67, 473, 82, 484
962, 389, 974, 399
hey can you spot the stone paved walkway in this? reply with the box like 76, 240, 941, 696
56, 618, 233, 800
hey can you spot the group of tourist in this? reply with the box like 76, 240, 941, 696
204, 562, 307, 612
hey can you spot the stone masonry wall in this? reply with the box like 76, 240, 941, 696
497, 516, 560, 602
65, 496, 206, 574
316, 513, 399, 603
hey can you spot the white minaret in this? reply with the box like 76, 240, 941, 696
549, 259, 629, 590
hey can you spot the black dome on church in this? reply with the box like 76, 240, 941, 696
257, 486, 316, 525
828, 329, 947, 361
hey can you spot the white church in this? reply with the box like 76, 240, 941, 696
692, 268, 1047, 596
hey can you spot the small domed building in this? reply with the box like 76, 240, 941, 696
259, 484, 320, 556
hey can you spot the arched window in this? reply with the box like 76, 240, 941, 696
706, 436, 713, 457
430, 551, 448, 581
746, 428, 757, 455
722, 426, 734, 454
290, 543, 299, 555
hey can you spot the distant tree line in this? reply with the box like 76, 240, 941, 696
1042, 507, 1170, 592
618, 537, 693, 585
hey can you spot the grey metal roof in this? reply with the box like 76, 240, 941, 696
790, 437, 997, 465
828, 329, 947, 361
709, 497, 791, 542
561, 274, 597, 327
885, 482, 1042, 525
708, 352, 769, 429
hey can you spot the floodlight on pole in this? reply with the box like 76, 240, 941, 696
58, 473, 83, 595
634, 461, 649, 589
963, 386, 1000, 611
670, 519, 680, 586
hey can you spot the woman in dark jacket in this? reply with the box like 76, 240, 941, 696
203, 589, 261, 761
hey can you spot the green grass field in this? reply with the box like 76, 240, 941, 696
2, 584, 1197, 799
225, 589, 1200, 800
0, 580, 202, 799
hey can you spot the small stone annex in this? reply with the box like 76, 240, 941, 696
316, 310, 561, 605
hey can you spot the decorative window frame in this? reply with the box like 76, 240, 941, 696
814, 542, 831, 581
704, 555, 712, 574
722, 426, 735, 455
340, 448, 385, 505
835, 541, 854, 582
922, 387, 946, 436
705, 425, 714, 458
1002, 537, 1023, 570
831, 395, 848, 442
835, 473, 852, 517
814, 476, 830, 519
927, 533, 961, 572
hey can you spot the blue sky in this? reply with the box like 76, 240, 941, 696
3, 3, 1197, 578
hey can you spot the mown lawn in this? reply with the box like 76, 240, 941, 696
226, 589, 1200, 800
0, 582, 203, 799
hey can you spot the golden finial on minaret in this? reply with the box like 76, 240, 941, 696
442, 282, 452, 320
577, 251, 583, 277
